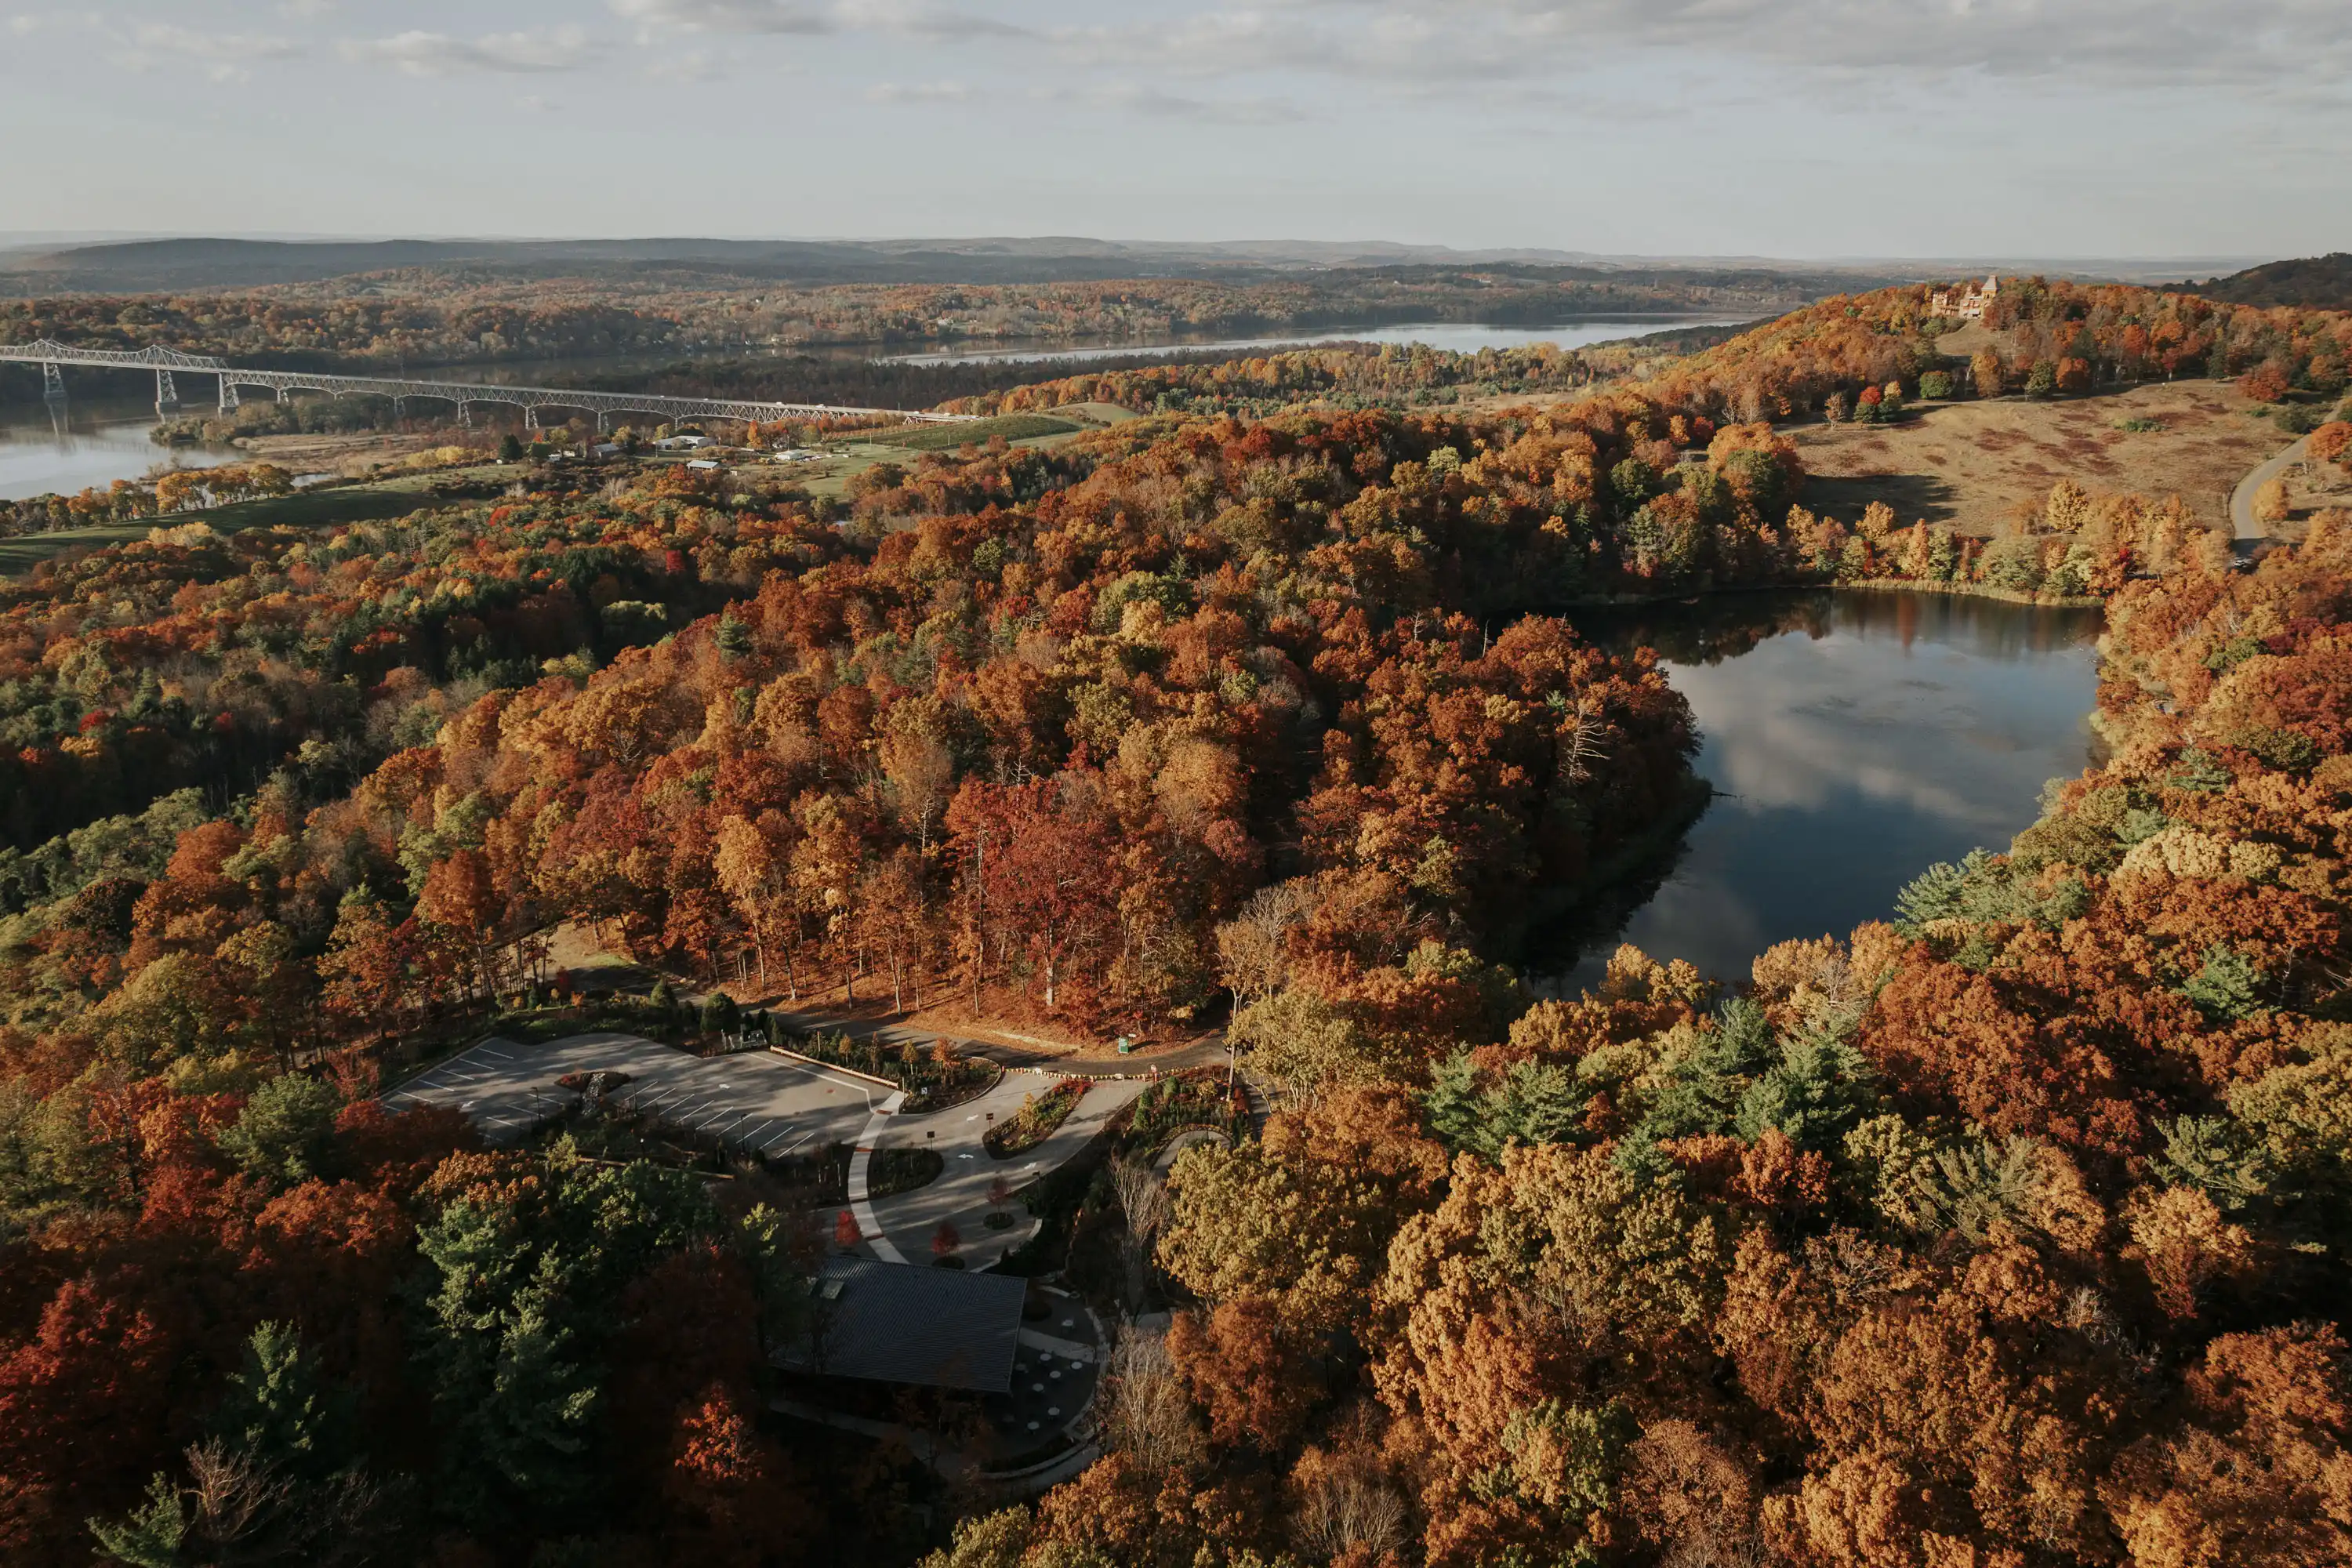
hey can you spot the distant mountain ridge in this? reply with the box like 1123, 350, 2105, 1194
2188, 252, 2352, 309
0, 234, 2259, 296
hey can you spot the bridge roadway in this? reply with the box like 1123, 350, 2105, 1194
0, 338, 975, 429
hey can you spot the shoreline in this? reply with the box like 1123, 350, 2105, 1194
1559, 575, 2107, 614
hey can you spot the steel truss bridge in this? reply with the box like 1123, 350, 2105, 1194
0, 339, 975, 430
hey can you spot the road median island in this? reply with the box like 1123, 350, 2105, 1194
984, 1080, 1088, 1159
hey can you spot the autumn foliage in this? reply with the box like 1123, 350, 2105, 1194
5, 291, 2352, 1565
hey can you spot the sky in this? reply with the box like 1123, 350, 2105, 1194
2, 0, 2347, 260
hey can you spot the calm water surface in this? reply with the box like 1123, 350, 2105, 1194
0, 403, 235, 501
885, 317, 1744, 365
1542, 590, 2104, 988
1, 318, 1737, 494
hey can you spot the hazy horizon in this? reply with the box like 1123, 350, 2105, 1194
0, 231, 2285, 279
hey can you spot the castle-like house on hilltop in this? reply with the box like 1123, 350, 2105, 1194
1929, 274, 2000, 321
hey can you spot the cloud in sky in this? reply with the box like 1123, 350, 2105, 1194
837, 0, 1030, 40
1035, 81, 1308, 125
609, 0, 835, 35
611, 0, 1023, 38
1044, 0, 2352, 93
865, 79, 971, 102
129, 21, 306, 61
2, 0, 2346, 254
644, 49, 727, 80
345, 27, 597, 74
1470, 0, 2352, 84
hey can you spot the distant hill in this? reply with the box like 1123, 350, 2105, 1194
2187, 252, 2352, 308
0, 234, 1908, 296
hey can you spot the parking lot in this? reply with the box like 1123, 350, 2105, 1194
383, 1030, 891, 1156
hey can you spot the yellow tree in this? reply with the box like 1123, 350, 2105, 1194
712, 814, 797, 997
789, 796, 866, 1004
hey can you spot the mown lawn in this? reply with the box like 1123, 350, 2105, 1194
0, 463, 529, 575
856, 413, 1079, 451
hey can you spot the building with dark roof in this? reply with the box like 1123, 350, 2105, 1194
779, 1257, 1029, 1395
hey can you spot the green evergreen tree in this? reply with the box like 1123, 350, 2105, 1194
1425, 1050, 1484, 1153
1735, 1033, 1879, 1151
2182, 944, 2267, 1022
209, 1323, 347, 1478
218, 1075, 342, 1189
87, 1475, 187, 1568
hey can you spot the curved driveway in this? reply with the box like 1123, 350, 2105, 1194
2232, 432, 2312, 541
858, 1072, 1145, 1270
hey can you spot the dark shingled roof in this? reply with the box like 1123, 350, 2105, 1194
779, 1258, 1028, 1394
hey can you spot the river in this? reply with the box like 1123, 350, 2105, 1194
880, 318, 1744, 365
1542, 590, 2105, 989
0, 317, 1739, 498
0, 398, 237, 503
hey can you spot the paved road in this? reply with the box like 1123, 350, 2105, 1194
384, 1029, 1140, 1274
862, 1073, 1146, 1269
2232, 432, 2312, 542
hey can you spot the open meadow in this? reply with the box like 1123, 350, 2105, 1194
1794, 379, 2292, 535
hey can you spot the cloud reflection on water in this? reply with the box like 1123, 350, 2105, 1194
1543, 592, 2102, 990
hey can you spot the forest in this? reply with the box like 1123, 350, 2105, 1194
3, 280, 2352, 1566
0, 265, 1799, 372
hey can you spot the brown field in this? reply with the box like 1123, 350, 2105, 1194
2278, 453, 2352, 534
1792, 381, 2288, 536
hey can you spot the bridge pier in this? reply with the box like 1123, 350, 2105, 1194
41, 361, 65, 408
457, 401, 473, 430
154, 369, 180, 419
218, 377, 238, 414
524, 405, 541, 431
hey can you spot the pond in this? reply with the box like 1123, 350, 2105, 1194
1540, 590, 2106, 989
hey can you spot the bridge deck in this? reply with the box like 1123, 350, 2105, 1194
0, 339, 974, 425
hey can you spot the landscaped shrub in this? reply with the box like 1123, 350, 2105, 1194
1121, 1071, 1248, 1152
870, 1146, 944, 1196
761, 1018, 995, 1106
986, 1080, 1087, 1158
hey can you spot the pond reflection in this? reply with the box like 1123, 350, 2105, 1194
1536, 590, 2105, 989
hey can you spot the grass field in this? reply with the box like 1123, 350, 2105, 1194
0, 522, 162, 575
855, 413, 1080, 451
0, 462, 528, 576
1792, 381, 2288, 535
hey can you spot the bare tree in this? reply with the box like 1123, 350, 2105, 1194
1102, 1325, 1203, 1476
1108, 1155, 1171, 1313
1290, 1452, 1410, 1564
1214, 879, 1315, 1005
